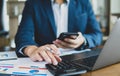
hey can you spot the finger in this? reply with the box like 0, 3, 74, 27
56, 40, 71, 48
36, 54, 43, 61
54, 54, 62, 62
53, 41, 59, 48
78, 32, 83, 38
56, 39, 79, 48
38, 47, 52, 64
50, 45, 58, 51
30, 53, 43, 62
77, 32, 85, 43
30, 55, 38, 62
70, 35, 78, 39
53, 41, 67, 49
64, 38, 77, 44
46, 51, 58, 65
49, 45, 60, 55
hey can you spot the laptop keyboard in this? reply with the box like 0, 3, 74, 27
46, 61, 87, 76
46, 50, 101, 76
46, 55, 98, 76
72, 56, 98, 70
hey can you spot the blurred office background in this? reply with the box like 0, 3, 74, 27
0, 0, 120, 51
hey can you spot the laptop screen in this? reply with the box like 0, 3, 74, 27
93, 19, 120, 70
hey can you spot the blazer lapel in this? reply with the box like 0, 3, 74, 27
68, 0, 76, 32
43, 0, 57, 37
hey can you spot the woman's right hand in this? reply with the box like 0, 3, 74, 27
24, 44, 62, 65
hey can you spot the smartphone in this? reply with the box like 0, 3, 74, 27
58, 32, 79, 41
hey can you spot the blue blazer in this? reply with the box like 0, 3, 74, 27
15, 0, 102, 57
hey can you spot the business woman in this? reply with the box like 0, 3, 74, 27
15, 0, 102, 65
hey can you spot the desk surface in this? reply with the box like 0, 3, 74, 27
81, 63, 120, 76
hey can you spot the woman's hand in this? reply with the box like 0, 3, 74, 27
24, 44, 61, 65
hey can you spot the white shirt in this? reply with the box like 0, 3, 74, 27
51, 0, 74, 53
51, 0, 70, 37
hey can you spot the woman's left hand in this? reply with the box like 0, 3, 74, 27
53, 32, 85, 49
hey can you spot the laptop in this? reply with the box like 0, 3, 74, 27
46, 18, 120, 76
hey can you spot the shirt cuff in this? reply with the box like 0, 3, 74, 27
75, 37, 88, 50
19, 45, 30, 56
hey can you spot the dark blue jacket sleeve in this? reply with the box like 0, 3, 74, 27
15, 0, 38, 57
83, 0, 102, 48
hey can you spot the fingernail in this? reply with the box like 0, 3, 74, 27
47, 59, 51, 64
54, 61, 58, 65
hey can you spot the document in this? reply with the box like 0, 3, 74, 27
0, 51, 17, 61
0, 58, 53, 76
59, 48, 91, 56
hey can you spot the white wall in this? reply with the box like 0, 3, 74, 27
3, 0, 9, 31
111, 0, 120, 13
91, 0, 105, 15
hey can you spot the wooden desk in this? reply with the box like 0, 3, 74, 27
81, 63, 120, 76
